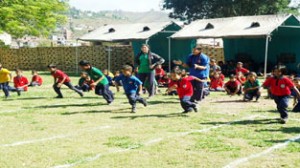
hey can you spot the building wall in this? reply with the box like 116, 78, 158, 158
0, 46, 134, 73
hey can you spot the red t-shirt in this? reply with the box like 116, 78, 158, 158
170, 76, 195, 99
155, 68, 165, 76
14, 76, 29, 91
31, 75, 43, 85
219, 73, 225, 81
51, 70, 70, 83
210, 77, 224, 89
159, 78, 171, 85
237, 76, 247, 84
263, 77, 294, 96
236, 67, 249, 75
225, 80, 240, 89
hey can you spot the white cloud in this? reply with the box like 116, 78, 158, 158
69, 0, 163, 12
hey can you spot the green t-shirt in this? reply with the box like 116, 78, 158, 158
244, 79, 260, 93
87, 67, 109, 86
138, 54, 152, 73
78, 77, 86, 86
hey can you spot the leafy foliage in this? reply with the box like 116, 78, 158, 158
162, 0, 300, 22
0, 0, 68, 38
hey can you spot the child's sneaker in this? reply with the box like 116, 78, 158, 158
280, 118, 288, 124
131, 107, 136, 113
193, 106, 198, 113
142, 99, 147, 107
79, 91, 84, 97
56, 95, 63, 99
17, 91, 21, 96
182, 109, 193, 114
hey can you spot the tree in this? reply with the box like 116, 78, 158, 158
162, 0, 300, 22
0, 0, 68, 38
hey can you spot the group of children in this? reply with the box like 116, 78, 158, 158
0, 63, 43, 97
1, 60, 300, 124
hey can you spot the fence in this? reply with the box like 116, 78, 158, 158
0, 45, 134, 73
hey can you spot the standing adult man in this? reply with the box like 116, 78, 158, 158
0, 63, 12, 98
135, 44, 165, 98
173, 45, 210, 102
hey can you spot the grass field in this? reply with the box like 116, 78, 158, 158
0, 71, 299, 168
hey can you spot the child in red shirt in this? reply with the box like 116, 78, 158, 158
236, 72, 247, 85
225, 74, 242, 96
12, 69, 29, 96
236, 62, 249, 75
168, 69, 205, 113
29, 70, 43, 87
210, 72, 224, 91
263, 66, 300, 124
48, 64, 83, 98
158, 74, 171, 87
155, 65, 165, 82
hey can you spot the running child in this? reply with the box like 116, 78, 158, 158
78, 60, 114, 104
12, 69, 29, 96
225, 74, 242, 96
29, 70, 43, 87
48, 64, 83, 98
75, 72, 94, 92
243, 72, 261, 102
115, 65, 147, 113
262, 66, 300, 124
0, 63, 12, 98
168, 69, 206, 113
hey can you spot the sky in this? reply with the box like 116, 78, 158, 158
69, 0, 163, 12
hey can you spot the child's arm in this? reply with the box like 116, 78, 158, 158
138, 84, 143, 95
232, 85, 241, 95
57, 77, 66, 88
292, 86, 300, 100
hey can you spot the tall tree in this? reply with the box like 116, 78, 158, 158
162, 0, 300, 22
0, 0, 68, 38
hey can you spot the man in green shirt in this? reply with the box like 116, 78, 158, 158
79, 60, 114, 104
243, 72, 261, 102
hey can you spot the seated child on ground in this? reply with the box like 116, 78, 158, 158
243, 72, 261, 102
236, 72, 247, 85
75, 72, 95, 92
291, 77, 300, 112
11, 69, 29, 96
209, 71, 225, 91
103, 69, 114, 86
168, 69, 206, 113
225, 74, 242, 96
158, 74, 171, 87
29, 70, 43, 87
115, 65, 147, 113
113, 71, 122, 86
155, 64, 165, 82
236, 62, 249, 76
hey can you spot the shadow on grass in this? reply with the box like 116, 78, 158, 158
34, 102, 108, 109
147, 100, 178, 105
212, 100, 251, 103
258, 127, 300, 134
61, 108, 132, 115
14, 97, 49, 100
111, 113, 189, 120
201, 118, 279, 125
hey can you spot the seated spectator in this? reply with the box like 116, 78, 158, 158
103, 69, 114, 86
210, 72, 225, 92
243, 72, 261, 102
209, 59, 221, 78
236, 62, 249, 76
75, 72, 94, 92
11, 69, 29, 96
225, 74, 242, 96
155, 64, 165, 82
158, 74, 171, 87
113, 70, 122, 86
29, 70, 43, 87
291, 77, 300, 112
236, 72, 247, 85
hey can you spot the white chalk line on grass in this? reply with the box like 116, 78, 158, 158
1, 126, 111, 147
52, 115, 260, 168
223, 134, 300, 168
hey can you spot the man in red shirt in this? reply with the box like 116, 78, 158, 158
225, 74, 242, 96
29, 70, 43, 87
236, 62, 249, 75
263, 66, 300, 124
12, 69, 29, 96
48, 64, 83, 98
168, 69, 206, 113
